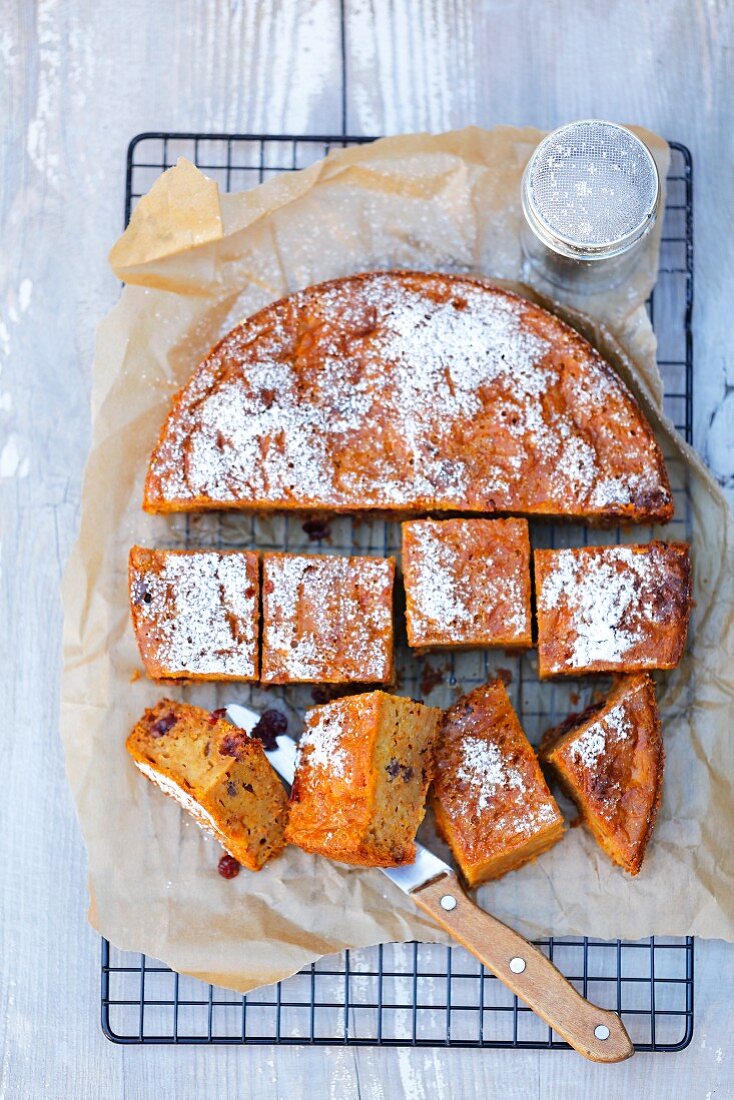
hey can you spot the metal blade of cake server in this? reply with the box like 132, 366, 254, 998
225, 701, 452, 893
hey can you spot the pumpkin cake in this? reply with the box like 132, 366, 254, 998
261, 553, 395, 684
431, 681, 565, 886
285, 691, 442, 867
129, 547, 260, 681
534, 541, 691, 678
126, 699, 289, 871
539, 675, 663, 875
402, 517, 532, 650
144, 271, 673, 524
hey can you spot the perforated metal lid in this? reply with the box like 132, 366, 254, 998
522, 120, 660, 261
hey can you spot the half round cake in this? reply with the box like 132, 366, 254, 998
144, 271, 673, 522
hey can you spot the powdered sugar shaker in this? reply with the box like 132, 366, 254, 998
520, 120, 661, 293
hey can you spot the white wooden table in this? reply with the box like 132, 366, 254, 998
2, 2, 733, 1096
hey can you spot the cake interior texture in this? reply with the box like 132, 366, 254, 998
126, 698, 288, 871
285, 691, 442, 867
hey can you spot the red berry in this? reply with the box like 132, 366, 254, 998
217, 854, 240, 879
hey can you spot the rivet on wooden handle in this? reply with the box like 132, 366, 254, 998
411, 871, 634, 1064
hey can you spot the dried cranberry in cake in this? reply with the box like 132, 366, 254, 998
431, 681, 564, 886
250, 709, 288, 750
534, 542, 691, 678
540, 675, 664, 875
402, 518, 532, 650
261, 553, 395, 685
129, 547, 260, 682
302, 517, 331, 541
144, 272, 673, 524
126, 698, 288, 872
286, 691, 442, 867
150, 711, 178, 737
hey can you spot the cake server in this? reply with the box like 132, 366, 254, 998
226, 703, 634, 1064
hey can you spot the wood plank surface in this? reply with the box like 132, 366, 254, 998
1, 1, 732, 1097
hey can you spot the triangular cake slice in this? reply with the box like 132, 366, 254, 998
144, 271, 672, 523
539, 675, 664, 875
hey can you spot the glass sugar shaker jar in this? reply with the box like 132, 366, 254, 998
520, 120, 661, 294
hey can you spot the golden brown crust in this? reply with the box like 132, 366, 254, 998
144, 271, 673, 523
402, 518, 532, 650
260, 553, 395, 684
129, 547, 260, 682
539, 675, 664, 875
431, 681, 564, 887
534, 541, 691, 678
285, 691, 442, 867
126, 698, 289, 871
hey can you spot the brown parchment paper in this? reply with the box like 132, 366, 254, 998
62, 127, 734, 994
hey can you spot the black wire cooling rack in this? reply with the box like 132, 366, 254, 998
102, 134, 694, 1051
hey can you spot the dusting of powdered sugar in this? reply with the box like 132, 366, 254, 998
538, 545, 673, 670
263, 555, 393, 681
131, 551, 258, 677
571, 697, 633, 768
452, 735, 558, 837
296, 705, 348, 779
148, 273, 668, 516
404, 520, 529, 642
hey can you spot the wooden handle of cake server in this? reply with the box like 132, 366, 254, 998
411, 872, 634, 1063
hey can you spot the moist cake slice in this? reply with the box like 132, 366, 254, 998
401, 518, 532, 650
285, 691, 442, 867
261, 553, 395, 684
534, 541, 691, 678
126, 699, 289, 871
539, 675, 663, 875
431, 680, 564, 886
129, 547, 260, 681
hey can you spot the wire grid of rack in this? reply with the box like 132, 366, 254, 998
102, 134, 694, 1050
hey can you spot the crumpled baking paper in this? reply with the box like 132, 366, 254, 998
61, 126, 734, 993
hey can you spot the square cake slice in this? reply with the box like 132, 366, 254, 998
401, 518, 532, 650
534, 541, 691, 678
261, 553, 395, 684
285, 691, 442, 866
129, 547, 260, 681
126, 699, 288, 871
539, 675, 663, 875
431, 680, 564, 886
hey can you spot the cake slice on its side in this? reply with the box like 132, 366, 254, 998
401, 518, 532, 650
129, 547, 260, 682
126, 699, 289, 871
285, 691, 442, 867
539, 675, 664, 875
431, 681, 565, 887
